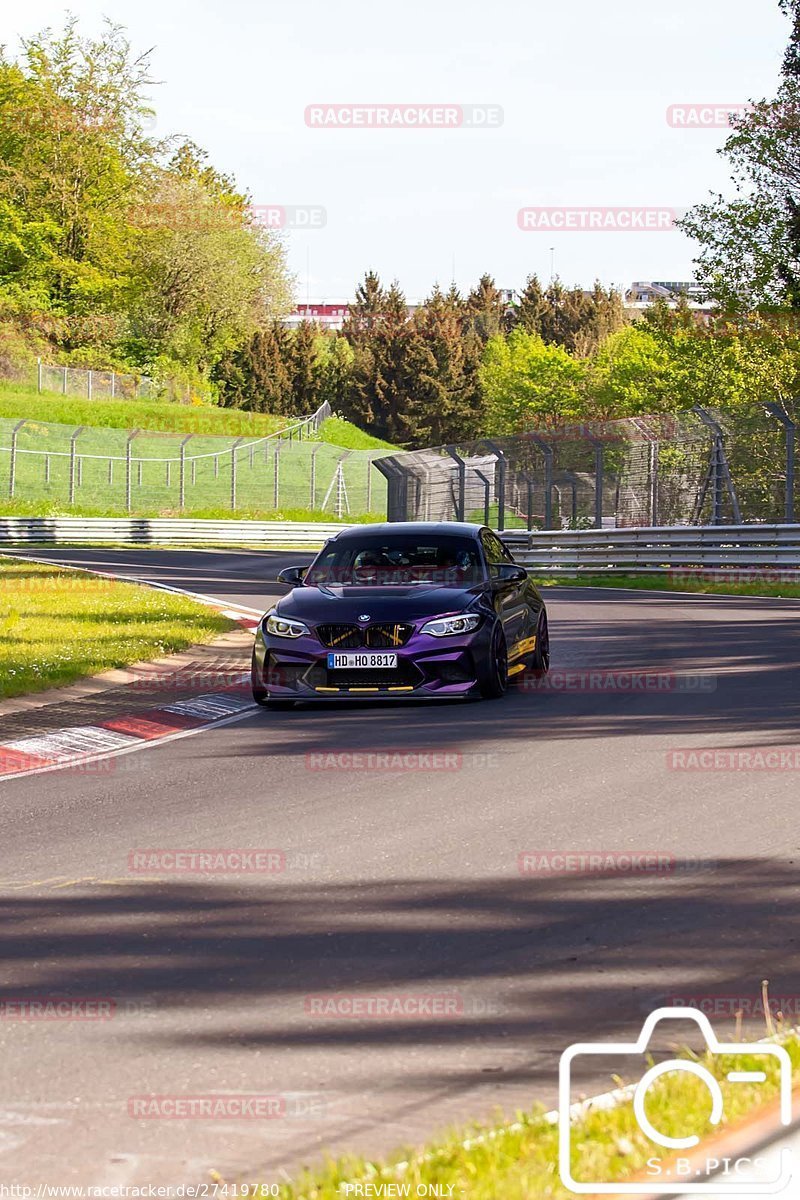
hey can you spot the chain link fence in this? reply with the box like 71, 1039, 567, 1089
375, 406, 795, 528
0, 403, 390, 517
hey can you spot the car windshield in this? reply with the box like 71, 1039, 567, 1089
305, 536, 484, 587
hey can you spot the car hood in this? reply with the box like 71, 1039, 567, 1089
273, 584, 483, 624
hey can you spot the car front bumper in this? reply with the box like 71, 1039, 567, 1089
253, 624, 492, 700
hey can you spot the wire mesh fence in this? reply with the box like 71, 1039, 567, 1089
375, 407, 795, 528
0, 403, 389, 517
34, 360, 155, 401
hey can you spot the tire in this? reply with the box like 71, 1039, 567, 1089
529, 610, 550, 676
479, 623, 509, 699
251, 649, 295, 710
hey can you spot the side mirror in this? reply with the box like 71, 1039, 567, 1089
493, 563, 527, 585
277, 565, 306, 587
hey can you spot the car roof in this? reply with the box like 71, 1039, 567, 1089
332, 522, 485, 540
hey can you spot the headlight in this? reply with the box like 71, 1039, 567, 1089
264, 612, 310, 639
420, 613, 481, 638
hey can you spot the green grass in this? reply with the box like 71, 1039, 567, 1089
268, 1028, 800, 1199
0, 497, 384, 524
0, 381, 292, 437
0, 558, 235, 698
317, 416, 397, 450
530, 572, 800, 599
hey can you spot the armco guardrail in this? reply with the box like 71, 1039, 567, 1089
500, 524, 800, 574
3, 518, 800, 569
0, 517, 351, 548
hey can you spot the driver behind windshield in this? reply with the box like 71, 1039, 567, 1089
305, 538, 482, 587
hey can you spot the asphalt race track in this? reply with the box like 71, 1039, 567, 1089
3, 547, 800, 1186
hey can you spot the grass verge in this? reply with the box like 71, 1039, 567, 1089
530, 572, 800, 599
268, 1028, 800, 1199
0, 381, 292, 437
317, 416, 397, 450
0, 558, 235, 698
0, 498, 384, 523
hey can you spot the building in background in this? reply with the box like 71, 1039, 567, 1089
625, 280, 711, 307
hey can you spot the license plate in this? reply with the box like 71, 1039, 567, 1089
327, 652, 398, 669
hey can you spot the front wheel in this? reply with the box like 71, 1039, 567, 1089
478, 623, 508, 699
529, 610, 550, 675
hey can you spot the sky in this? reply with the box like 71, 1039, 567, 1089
4, 0, 791, 302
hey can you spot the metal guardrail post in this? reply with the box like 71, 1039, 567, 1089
69, 427, 85, 506
484, 441, 507, 532
8, 420, 26, 498
445, 446, 467, 521
310, 444, 322, 508
274, 440, 283, 508
179, 436, 192, 510
530, 436, 554, 529
764, 402, 796, 524
230, 437, 245, 511
586, 434, 604, 528
366, 455, 374, 512
474, 469, 491, 526
125, 429, 141, 513
372, 458, 408, 521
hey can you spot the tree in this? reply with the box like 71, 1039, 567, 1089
480, 328, 587, 436
288, 320, 320, 415
589, 325, 673, 416
0, 17, 292, 381
404, 286, 481, 444
214, 322, 291, 412
465, 274, 508, 341
128, 172, 291, 371
513, 274, 548, 336
678, 2, 800, 308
